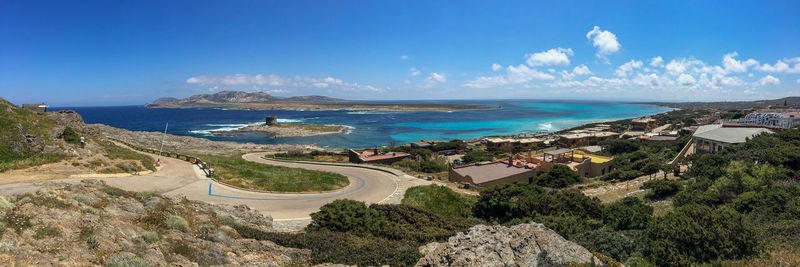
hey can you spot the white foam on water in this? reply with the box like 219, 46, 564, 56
538, 122, 553, 132
342, 125, 355, 134
277, 118, 304, 123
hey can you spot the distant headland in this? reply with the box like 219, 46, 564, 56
145, 90, 495, 111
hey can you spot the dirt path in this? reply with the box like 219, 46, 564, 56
0, 149, 429, 231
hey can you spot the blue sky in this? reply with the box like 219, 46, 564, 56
1, 0, 799, 106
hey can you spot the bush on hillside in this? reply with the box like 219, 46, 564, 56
641, 180, 682, 199
62, 127, 80, 144
603, 197, 653, 230
402, 185, 477, 218
646, 204, 761, 266
533, 164, 582, 188
574, 228, 646, 262
306, 199, 386, 235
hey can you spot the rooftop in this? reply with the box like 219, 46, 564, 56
693, 124, 773, 143
452, 162, 533, 184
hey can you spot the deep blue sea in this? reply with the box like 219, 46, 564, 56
52, 100, 672, 149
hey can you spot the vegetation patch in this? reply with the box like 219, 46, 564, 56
165, 215, 189, 232
0, 97, 59, 172
201, 154, 349, 192
140, 231, 161, 244
102, 186, 130, 197
33, 225, 61, 240
402, 185, 476, 218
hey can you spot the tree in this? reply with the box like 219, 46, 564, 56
533, 164, 582, 188
600, 139, 641, 155
461, 150, 497, 164
659, 164, 678, 180
685, 154, 729, 180
640, 159, 661, 179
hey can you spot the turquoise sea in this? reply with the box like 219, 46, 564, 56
53, 100, 672, 149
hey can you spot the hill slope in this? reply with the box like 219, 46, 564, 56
145, 91, 345, 108
645, 96, 800, 110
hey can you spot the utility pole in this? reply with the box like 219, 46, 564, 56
158, 122, 169, 162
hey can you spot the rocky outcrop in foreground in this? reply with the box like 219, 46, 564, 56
0, 180, 307, 266
416, 223, 601, 267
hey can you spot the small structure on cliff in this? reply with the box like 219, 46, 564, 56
265, 116, 278, 125
22, 103, 48, 113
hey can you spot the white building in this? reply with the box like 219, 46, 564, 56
692, 124, 773, 154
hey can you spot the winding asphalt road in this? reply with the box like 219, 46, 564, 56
0, 150, 428, 229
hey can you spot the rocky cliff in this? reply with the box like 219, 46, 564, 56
416, 222, 602, 267
0, 180, 307, 266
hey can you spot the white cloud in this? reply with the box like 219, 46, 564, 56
586, 26, 620, 61
615, 59, 643, 77
423, 72, 447, 87
743, 88, 756, 95
409, 67, 421, 76
463, 64, 555, 88
572, 65, 592, 76
491, 63, 502, 71
525, 47, 573, 66
758, 75, 780, 86
561, 64, 592, 80
265, 89, 289, 94
186, 74, 380, 92
678, 73, 696, 86
758, 57, 800, 73
632, 73, 662, 87
187, 74, 292, 86
722, 52, 759, 73
400, 55, 409, 60
797, 78, 800, 85
650, 56, 664, 67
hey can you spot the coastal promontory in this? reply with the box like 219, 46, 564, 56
145, 90, 493, 111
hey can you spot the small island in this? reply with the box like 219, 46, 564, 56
211, 116, 347, 138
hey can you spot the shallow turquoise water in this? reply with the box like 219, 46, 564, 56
54, 100, 672, 148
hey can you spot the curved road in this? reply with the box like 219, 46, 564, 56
0, 150, 429, 229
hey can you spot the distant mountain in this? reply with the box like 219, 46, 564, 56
145, 91, 346, 108
644, 97, 800, 110
282, 95, 346, 102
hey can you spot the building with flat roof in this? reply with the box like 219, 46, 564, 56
692, 124, 773, 154
449, 161, 538, 188
722, 109, 800, 129
348, 149, 410, 164
632, 117, 658, 131
558, 131, 620, 147
22, 103, 48, 113
485, 137, 544, 151
411, 140, 442, 149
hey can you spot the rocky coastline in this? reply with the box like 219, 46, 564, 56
210, 123, 347, 138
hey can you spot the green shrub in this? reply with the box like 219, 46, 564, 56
72, 194, 91, 205
136, 192, 153, 203
105, 255, 151, 267
232, 223, 420, 266
461, 150, 498, 164
641, 180, 681, 199
165, 215, 189, 232
62, 127, 80, 144
140, 231, 161, 244
473, 184, 602, 224
533, 164, 582, 188
646, 204, 761, 266
603, 197, 653, 230
102, 186, 129, 197
370, 204, 476, 243
36, 196, 67, 208
306, 199, 386, 234
33, 225, 61, 239
402, 185, 477, 218
0, 196, 13, 211
574, 228, 646, 262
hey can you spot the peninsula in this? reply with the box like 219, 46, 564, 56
145, 90, 494, 111
211, 117, 347, 138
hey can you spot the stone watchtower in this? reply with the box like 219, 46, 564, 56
265, 116, 278, 125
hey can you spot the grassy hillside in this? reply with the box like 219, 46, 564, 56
0, 98, 60, 172
202, 154, 349, 192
